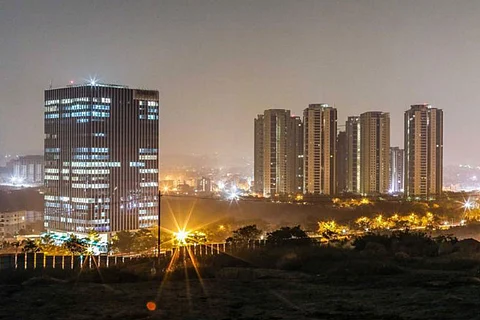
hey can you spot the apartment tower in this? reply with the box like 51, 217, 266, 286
404, 104, 443, 198
359, 111, 390, 195
389, 147, 404, 193
336, 131, 348, 193
254, 109, 303, 196
303, 104, 337, 195
346, 116, 361, 194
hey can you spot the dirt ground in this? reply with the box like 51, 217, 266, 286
1, 267, 480, 320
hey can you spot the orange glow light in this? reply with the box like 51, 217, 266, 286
146, 301, 157, 311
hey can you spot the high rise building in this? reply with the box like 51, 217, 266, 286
404, 104, 443, 199
336, 131, 348, 193
253, 109, 303, 196
359, 111, 390, 195
389, 147, 404, 193
288, 116, 304, 194
7, 155, 44, 185
303, 104, 337, 195
196, 177, 212, 193
44, 82, 159, 234
346, 116, 361, 194
253, 115, 264, 194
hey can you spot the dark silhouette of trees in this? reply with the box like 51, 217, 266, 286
22, 239, 40, 253
63, 234, 88, 255
226, 225, 262, 244
267, 225, 311, 245
111, 230, 135, 254
132, 228, 157, 254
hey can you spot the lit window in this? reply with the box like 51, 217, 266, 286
139, 155, 157, 160
129, 162, 145, 167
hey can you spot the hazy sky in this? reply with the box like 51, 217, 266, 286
1, 0, 480, 165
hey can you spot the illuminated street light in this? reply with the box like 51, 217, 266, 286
463, 199, 474, 210
173, 229, 190, 245
10, 176, 24, 185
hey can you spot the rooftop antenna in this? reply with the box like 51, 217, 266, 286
49, 79, 53, 89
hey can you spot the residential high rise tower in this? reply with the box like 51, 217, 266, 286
359, 111, 390, 195
303, 104, 337, 195
389, 147, 404, 193
254, 109, 303, 196
346, 116, 361, 194
404, 104, 443, 198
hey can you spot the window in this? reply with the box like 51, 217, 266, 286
129, 162, 145, 167
139, 155, 157, 160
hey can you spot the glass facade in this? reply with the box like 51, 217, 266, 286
44, 83, 159, 233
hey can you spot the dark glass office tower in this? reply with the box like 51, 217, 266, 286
44, 82, 159, 234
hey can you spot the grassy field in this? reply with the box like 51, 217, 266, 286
2, 243, 480, 320
1, 267, 480, 320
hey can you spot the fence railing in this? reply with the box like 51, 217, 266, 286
0, 240, 272, 271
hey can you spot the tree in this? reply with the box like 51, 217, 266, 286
39, 233, 69, 255
111, 230, 135, 254
63, 234, 87, 255
87, 229, 101, 243
132, 228, 157, 254
226, 225, 262, 244
11, 241, 21, 254
317, 220, 348, 241
267, 225, 311, 246
22, 239, 40, 253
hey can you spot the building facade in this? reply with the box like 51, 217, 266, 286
7, 155, 44, 185
0, 210, 43, 239
44, 83, 159, 234
253, 115, 264, 194
303, 104, 337, 195
336, 130, 348, 193
288, 116, 304, 194
404, 104, 443, 199
359, 111, 390, 195
389, 147, 404, 193
254, 109, 303, 196
346, 116, 361, 194
196, 177, 212, 193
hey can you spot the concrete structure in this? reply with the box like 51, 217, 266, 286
336, 131, 348, 193
254, 109, 303, 196
360, 112, 390, 195
288, 116, 304, 194
44, 82, 159, 233
303, 104, 337, 195
7, 155, 44, 185
346, 116, 361, 194
389, 147, 404, 193
253, 114, 264, 194
404, 104, 443, 199
0, 210, 43, 239
196, 177, 212, 193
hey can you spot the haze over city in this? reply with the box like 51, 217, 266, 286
1, 0, 480, 165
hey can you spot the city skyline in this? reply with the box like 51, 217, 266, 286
2, 1, 480, 165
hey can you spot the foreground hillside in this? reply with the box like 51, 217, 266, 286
1, 265, 479, 320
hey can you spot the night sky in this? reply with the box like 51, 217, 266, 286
1, 0, 480, 165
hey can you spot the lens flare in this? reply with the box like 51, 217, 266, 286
146, 301, 156, 311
